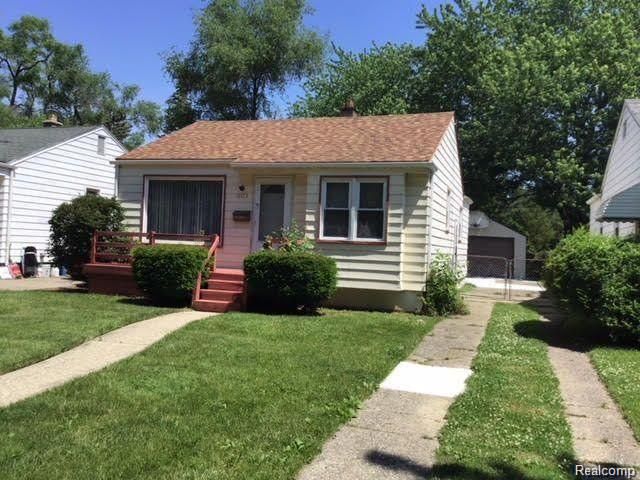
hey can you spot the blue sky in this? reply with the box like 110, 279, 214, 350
1, 0, 444, 115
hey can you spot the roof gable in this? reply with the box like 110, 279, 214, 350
0, 126, 99, 164
119, 112, 454, 164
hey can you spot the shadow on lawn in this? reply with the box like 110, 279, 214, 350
365, 450, 576, 479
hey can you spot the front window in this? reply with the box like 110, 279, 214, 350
146, 178, 224, 235
320, 178, 387, 241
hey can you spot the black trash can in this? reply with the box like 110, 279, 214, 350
22, 246, 38, 277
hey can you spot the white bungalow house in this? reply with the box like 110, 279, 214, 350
0, 118, 124, 266
589, 99, 640, 237
112, 107, 470, 311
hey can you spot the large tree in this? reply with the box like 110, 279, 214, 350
415, 0, 640, 230
164, 0, 324, 129
0, 16, 162, 149
292, 43, 416, 117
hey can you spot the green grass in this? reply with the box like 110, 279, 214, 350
590, 347, 640, 441
434, 303, 574, 479
0, 291, 176, 374
0, 309, 435, 480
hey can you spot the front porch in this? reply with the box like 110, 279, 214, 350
83, 231, 245, 313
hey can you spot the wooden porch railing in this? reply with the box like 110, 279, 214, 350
90, 231, 218, 264
192, 234, 221, 305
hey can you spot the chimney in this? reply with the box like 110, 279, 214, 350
340, 98, 358, 117
43, 113, 63, 127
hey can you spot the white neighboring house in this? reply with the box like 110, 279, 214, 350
589, 99, 640, 237
114, 107, 470, 311
0, 121, 125, 265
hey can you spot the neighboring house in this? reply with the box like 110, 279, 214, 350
0, 118, 125, 266
115, 107, 470, 311
589, 99, 640, 237
468, 211, 527, 279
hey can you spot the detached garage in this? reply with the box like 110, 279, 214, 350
468, 211, 527, 279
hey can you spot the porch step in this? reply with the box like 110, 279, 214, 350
192, 299, 242, 313
212, 268, 245, 282
208, 279, 244, 291
200, 288, 243, 302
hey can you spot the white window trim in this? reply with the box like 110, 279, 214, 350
142, 176, 226, 235
319, 177, 387, 242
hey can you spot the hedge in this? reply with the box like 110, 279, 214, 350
132, 244, 211, 306
544, 229, 640, 344
244, 251, 337, 313
421, 253, 466, 316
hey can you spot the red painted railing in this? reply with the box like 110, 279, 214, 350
192, 234, 221, 305
90, 231, 218, 264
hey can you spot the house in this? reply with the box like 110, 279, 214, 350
468, 211, 527, 279
111, 106, 470, 311
589, 99, 640, 237
0, 116, 125, 266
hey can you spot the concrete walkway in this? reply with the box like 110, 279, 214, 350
298, 299, 494, 480
527, 298, 640, 468
0, 310, 212, 408
0, 277, 84, 291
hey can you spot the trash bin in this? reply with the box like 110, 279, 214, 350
22, 246, 38, 277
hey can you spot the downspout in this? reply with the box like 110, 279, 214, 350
4, 169, 15, 265
425, 169, 434, 269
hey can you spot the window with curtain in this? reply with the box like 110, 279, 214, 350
321, 178, 387, 241
146, 179, 224, 235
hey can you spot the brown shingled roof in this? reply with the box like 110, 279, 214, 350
119, 112, 454, 163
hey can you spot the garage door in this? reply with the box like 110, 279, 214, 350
469, 236, 514, 259
468, 236, 514, 278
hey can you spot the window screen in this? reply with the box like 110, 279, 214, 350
147, 180, 223, 235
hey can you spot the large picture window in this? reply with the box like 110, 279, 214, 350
320, 177, 387, 241
146, 178, 224, 235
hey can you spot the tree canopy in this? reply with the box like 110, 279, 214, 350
164, 0, 325, 130
0, 16, 161, 149
294, 0, 640, 232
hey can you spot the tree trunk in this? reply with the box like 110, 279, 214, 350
9, 82, 18, 107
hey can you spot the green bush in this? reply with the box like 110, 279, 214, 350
544, 229, 640, 344
244, 251, 337, 313
49, 195, 124, 276
132, 244, 211, 306
262, 220, 315, 253
421, 254, 466, 316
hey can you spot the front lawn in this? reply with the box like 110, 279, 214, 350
0, 309, 435, 480
434, 303, 574, 479
590, 347, 640, 442
0, 291, 176, 374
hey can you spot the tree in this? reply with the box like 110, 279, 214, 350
0, 16, 54, 108
0, 16, 162, 148
414, 0, 640, 231
164, 0, 324, 129
495, 196, 564, 258
292, 43, 416, 117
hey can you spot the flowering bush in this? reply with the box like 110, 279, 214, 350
263, 221, 315, 253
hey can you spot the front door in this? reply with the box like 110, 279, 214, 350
253, 178, 292, 250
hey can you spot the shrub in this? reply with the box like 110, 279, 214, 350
132, 244, 211, 306
49, 194, 124, 275
544, 229, 640, 345
263, 221, 315, 253
244, 251, 337, 313
421, 254, 466, 316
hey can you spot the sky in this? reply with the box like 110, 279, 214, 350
1, 0, 444, 116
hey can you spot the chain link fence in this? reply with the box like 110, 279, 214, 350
465, 255, 546, 299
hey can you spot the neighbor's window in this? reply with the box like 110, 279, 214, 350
320, 178, 387, 241
97, 135, 106, 155
146, 179, 224, 235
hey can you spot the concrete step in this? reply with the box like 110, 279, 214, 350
213, 268, 244, 282
208, 279, 244, 291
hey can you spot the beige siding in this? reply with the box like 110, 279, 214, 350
428, 121, 465, 262
591, 104, 640, 237
400, 172, 430, 291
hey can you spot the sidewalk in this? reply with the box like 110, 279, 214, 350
0, 277, 84, 291
298, 299, 494, 480
0, 310, 212, 408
